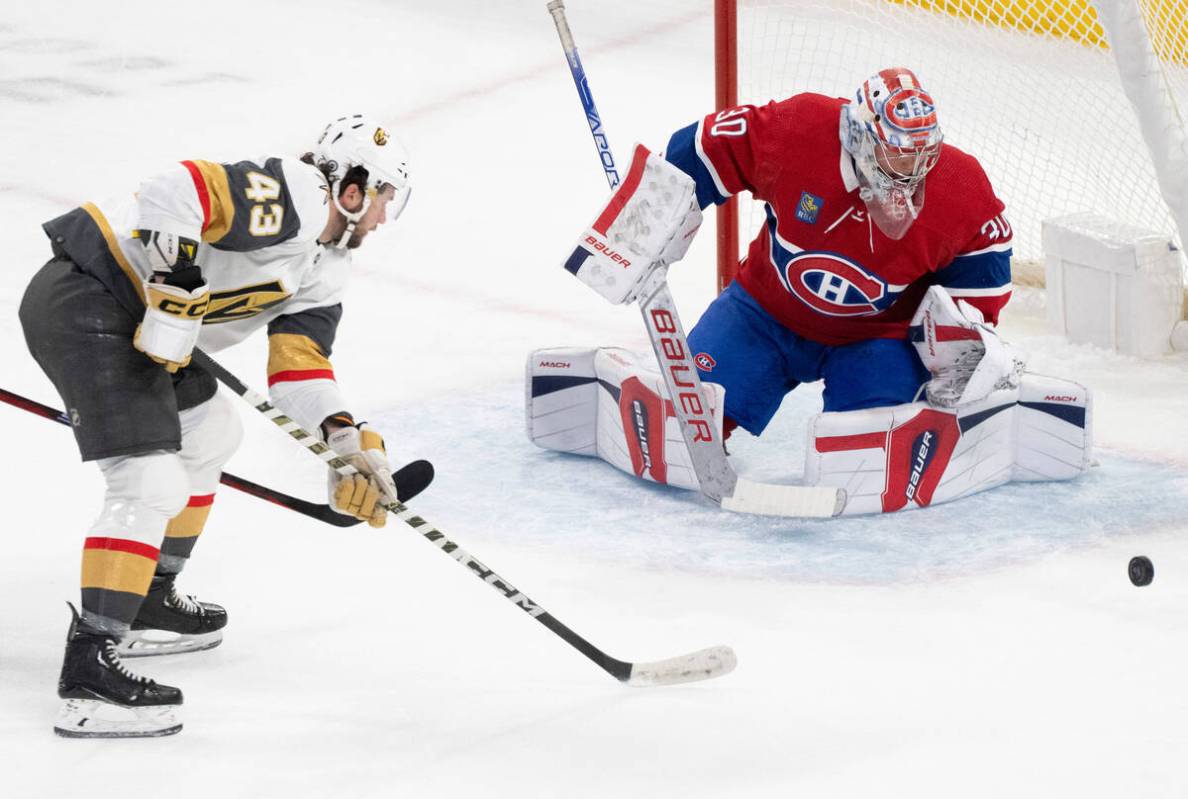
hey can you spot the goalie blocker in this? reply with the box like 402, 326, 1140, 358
562, 144, 702, 306
527, 347, 1091, 515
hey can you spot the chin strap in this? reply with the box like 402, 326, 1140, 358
329, 179, 372, 248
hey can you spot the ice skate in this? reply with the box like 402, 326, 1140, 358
118, 574, 227, 658
54, 605, 183, 738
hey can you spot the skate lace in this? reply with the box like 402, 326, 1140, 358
166, 585, 203, 616
103, 640, 152, 684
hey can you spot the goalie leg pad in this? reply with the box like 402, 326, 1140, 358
526, 347, 725, 491
1012, 373, 1093, 481
805, 374, 1091, 515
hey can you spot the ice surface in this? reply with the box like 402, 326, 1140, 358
380, 381, 1188, 585
1, 1, 1186, 797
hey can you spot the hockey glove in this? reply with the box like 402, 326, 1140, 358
131, 229, 207, 373
911, 285, 1024, 408
325, 422, 397, 528
564, 144, 702, 305
134, 279, 210, 373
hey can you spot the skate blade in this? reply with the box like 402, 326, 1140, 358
118, 629, 223, 658
54, 698, 181, 739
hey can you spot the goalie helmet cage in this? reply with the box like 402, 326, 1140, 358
712, 0, 1188, 294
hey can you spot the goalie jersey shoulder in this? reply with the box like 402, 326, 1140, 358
179, 156, 331, 252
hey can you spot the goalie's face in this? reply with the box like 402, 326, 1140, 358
851, 137, 932, 242
873, 139, 941, 189
839, 66, 944, 239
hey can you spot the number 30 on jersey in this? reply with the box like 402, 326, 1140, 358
710, 107, 750, 138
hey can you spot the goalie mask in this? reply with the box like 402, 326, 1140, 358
314, 114, 412, 247
839, 67, 943, 240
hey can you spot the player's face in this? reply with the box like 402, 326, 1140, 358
345, 184, 397, 249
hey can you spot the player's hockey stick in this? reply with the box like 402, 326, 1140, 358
0, 386, 433, 528
547, 1, 844, 518
191, 348, 736, 686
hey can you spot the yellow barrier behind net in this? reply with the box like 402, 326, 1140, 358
890, 0, 1188, 64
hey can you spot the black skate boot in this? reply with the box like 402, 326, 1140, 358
118, 573, 228, 658
54, 604, 183, 738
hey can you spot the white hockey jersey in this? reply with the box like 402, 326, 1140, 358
43, 155, 354, 432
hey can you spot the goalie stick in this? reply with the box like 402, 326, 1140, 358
190, 348, 736, 686
547, 0, 845, 518
0, 386, 433, 528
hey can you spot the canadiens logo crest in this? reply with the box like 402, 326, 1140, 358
781, 252, 889, 317
694, 352, 716, 372
882, 88, 937, 135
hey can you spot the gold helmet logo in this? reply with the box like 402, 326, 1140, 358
373, 127, 389, 146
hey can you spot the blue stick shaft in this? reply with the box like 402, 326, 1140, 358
547, 0, 620, 189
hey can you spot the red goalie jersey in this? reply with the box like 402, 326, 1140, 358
663, 93, 1013, 346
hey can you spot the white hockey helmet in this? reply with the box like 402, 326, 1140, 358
839, 67, 943, 239
314, 114, 412, 245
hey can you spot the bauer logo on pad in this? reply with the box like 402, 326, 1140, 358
795, 191, 823, 224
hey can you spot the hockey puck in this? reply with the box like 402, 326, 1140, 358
1128, 556, 1154, 587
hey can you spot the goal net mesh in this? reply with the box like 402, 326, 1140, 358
734, 0, 1188, 273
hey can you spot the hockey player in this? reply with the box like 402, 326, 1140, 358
528, 67, 1091, 514
20, 114, 412, 738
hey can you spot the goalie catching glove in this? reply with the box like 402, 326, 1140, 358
325, 421, 398, 528
563, 144, 702, 305
911, 285, 1025, 408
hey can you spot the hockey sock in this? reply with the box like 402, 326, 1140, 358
80, 537, 160, 636
158, 494, 215, 575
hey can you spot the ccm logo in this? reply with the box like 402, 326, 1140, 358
156, 297, 209, 317
585, 235, 632, 268
1044, 395, 1078, 402
538, 361, 571, 369
424, 530, 545, 617
648, 308, 715, 443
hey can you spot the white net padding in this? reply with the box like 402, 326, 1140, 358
734, 0, 1188, 275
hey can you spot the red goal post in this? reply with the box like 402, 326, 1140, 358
713, 0, 1188, 295
714, 0, 740, 293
